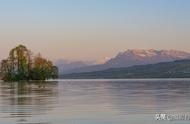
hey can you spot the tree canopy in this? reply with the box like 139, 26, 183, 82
0, 45, 58, 81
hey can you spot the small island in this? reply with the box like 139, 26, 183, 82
0, 45, 58, 81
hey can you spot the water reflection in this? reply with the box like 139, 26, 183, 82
0, 80, 190, 124
105, 80, 190, 115
0, 81, 58, 124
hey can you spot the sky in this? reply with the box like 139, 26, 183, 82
0, 0, 190, 62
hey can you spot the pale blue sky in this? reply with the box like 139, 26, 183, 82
0, 0, 190, 61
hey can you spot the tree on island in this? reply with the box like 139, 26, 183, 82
0, 45, 58, 81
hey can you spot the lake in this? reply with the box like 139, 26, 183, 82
0, 79, 190, 124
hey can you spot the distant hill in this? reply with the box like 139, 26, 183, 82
60, 59, 190, 79
62, 49, 190, 74
55, 59, 94, 74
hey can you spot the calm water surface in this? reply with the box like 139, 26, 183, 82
0, 79, 190, 124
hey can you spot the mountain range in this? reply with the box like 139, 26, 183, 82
61, 59, 190, 79
57, 49, 190, 75
55, 59, 93, 74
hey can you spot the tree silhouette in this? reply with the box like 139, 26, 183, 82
0, 44, 58, 81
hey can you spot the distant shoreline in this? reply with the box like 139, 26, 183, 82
1, 78, 190, 82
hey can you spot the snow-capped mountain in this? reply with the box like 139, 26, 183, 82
59, 49, 190, 74
106, 49, 190, 67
